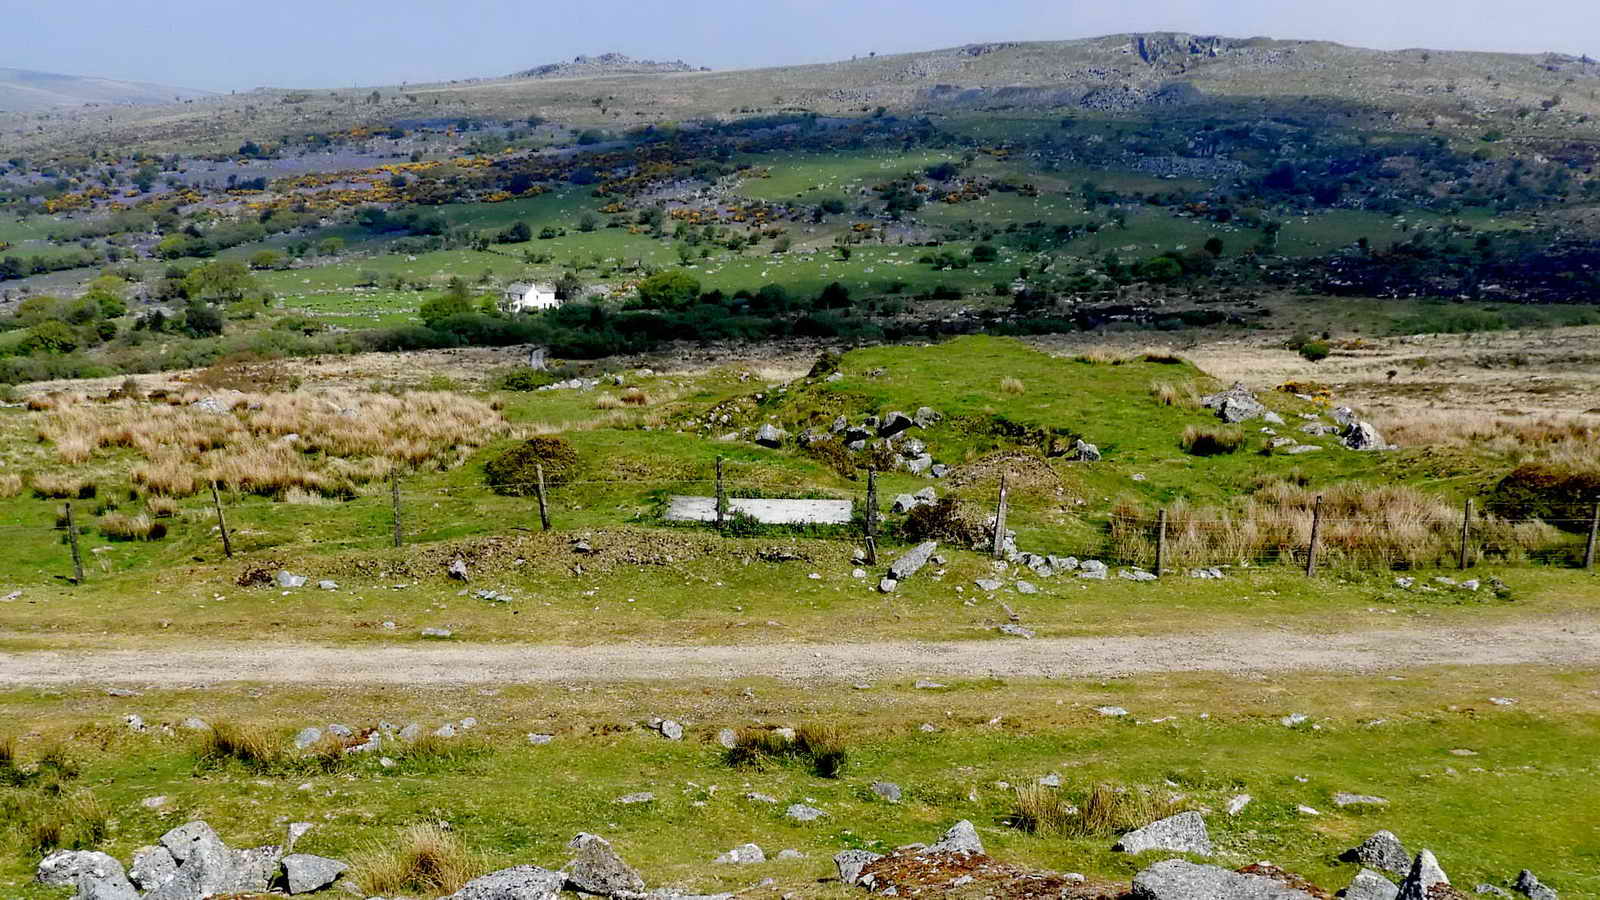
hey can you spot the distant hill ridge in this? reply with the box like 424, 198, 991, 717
511, 52, 706, 79
0, 67, 212, 113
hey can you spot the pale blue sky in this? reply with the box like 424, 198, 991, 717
4, 0, 1597, 91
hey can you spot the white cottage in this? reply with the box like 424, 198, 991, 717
502, 282, 560, 313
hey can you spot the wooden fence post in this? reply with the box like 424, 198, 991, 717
1458, 498, 1473, 570
1305, 495, 1324, 578
1154, 508, 1168, 577
715, 457, 726, 530
210, 481, 233, 559
991, 472, 1009, 560
391, 472, 404, 548
63, 502, 84, 584
864, 468, 878, 566
535, 464, 551, 532
1585, 501, 1599, 572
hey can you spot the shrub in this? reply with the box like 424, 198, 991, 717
901, 497, 991, 549
808, 350, 842, 378
494, 367, 556, 392
484, 436, 579, 496
803, 437, 858, 479
145, 496, 180, 518
1180, 425, 1245, 456
15, 790, 108, 853
1488, 462, 1600, 530
350, 824, 479, 898
1298, 340, 1331, 363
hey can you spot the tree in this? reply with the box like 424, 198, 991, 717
818, 282, 851, 309
249, 249, 285, 270
1137, 256, 1183, 283
419, 277, 475, 326
972, 243, 998, 263
1298, 340, 1331, 363
577, 212, 599, 233
555, 272, 585, 301
184, 261, 268, 304
497, 221, 532, 243
1203, 237, 1225, 258
635, 270, 701, 311
19, 320, 79, 354
181, 300, 224, 338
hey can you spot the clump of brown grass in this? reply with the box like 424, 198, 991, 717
1072, 348, 1119, 365
620, 387, 649, 406
1180, 425, 1245, 456
593, 394, 625, 410
349, 823, 479, 898
0, 474, 21, 499
1010, 782, 1178, 837
197, 721, 285, 769
796, 723, 849, 778
14, 790, 109, 853
726, 727, 794, 770
144, 496, 179, 518
1150, 380, 1201, 409
999, 376, 1026, 395
31, 473, 95, 500
98, 513, 167, 542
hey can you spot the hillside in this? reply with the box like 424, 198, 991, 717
4, 32, 1597, 157
511, 52, 705, 79
0, 66, 211, 113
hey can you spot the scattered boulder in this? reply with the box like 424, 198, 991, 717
128, 846, 177, 893
888, 541, 938, 580
1514, 870, 1558, 900
1345, 869, 1401, 900
282, 854, 347, 895
914, 407, 943, 428
928, 820, 983, 855
1072, 439, 1101, 462
975, 578, 1003, 592
878, 411, 915, 437
786, 804, 827, 822
1343, 421, 1391, 451
1397, 850, 1450, 900
1331, 406, 1359, 427
1333, 792, 1390, 809
421, 627, 453, 639
1343, 831, 1410, 877
835, 850, 884, 886
275, 571, 307, 589
871, 781, 903, 803
36, 851, 138, 900
1131, 859, 1317, 899
999, 623, 1035, 639
713, 844, 765, 864
906, 454, 933, 476
1226, 794, 1251, 816
447, 559, 470, 582
754, 424, 786, 449
655, 719, 684, 741
615, 792, 654, 805
316, 580, 338, 591
1078, 560, 1109, 579
1202, 383, 1267, 423
1113, 811, 1213, 857
448, 865, 566, 900
1015, 581, 1038, 594
878, 577, 898, 593
563, 833, 645, 896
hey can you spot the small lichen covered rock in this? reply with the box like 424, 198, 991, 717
1114, 811, 1213, 857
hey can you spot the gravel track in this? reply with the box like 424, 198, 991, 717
4, 622, 1598, 687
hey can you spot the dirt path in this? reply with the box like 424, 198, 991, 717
4, 621, 1598, 686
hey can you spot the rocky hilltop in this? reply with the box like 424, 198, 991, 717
511, 53, 705, 79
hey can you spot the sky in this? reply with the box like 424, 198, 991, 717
3, 0, 1597, 92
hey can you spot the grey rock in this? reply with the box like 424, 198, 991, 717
1341, 832, 1411, 877
899, 438, 927, 458
316, 580, 338, 591
878, 577, 898, 593
527, 733, 554, 745
421, 627, 453, 639
786, 803, 826, 822
398, 723, 422, 742
879, 411, 915, 437
890, 493, 923, 515
616, 792, 655, 805
775, 849, 805, 860
1203, 383, 1267, 423
1344, 421, 1389, 451
284, 822, 313, 854
1015, 581, 1038, 594
1038, 773, 1061, 787
124, 714, 146, 732
754, 424, 786, 448
129, 846, 178, 893
150, 822, 236, 900
831, 415, 849, 433
275, 570, 307, 589
1346, 870, 1401, 900
1397, 850, 1450, 900
1072, 439, 1101, 462
434, 723, 457, 738
447, 559, 470, 581
1284, 444, 1323, 454
717, 728, 737, 749
36, 851, 138, 900
229, 844, 284, 893
930, 463, 949, 478
1514, 870, 1557, 900
448, 865, 566, 900
1331, 406, 1359, 427
975, 578, 1003, 591
658, 719, 684, 741
928, 820, 983, 855
1120, 568, 1157, 582
1097, 706, 1129, 717
1077, 560, 1108, 579
1301, 423, 1340, 436
889, 541, 938, 580
180, 717, 210, 731
999, 623, 1035, 639
1263, 411, 1286, 425
1478, 887, 1512, 898
1050, 556, 1080, 571
713, 844, 764, 864
871, 781, 903, 803
327, 723, 353, 738
914, 407, 943, 428
563, 833, 645, 896
283, 854, 348, 895
835, 850, 884, 886
1113, 811, 1213, 856
906, 454, 934, 476
745, 792, 778, 804
1333, 792, 1390, 808
1131, 859, 1317, 899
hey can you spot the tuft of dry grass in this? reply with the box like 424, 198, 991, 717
1011, 782, 1177, 837
1180, 425, 1245, 456
999, 376, 1026, 395
726, 727, 794, 769
0, 474, 21, 499
98, 513, 167, 542
1150, 380, 1201, 409
1009, 783, 1077, 835
197, 721, 285, 769
796, 722, 849, 778
620, 387, 649, 406
31, 473, 95, 500
349, 823, 479, 898
144, 495, 180, 518
16, 790, 109, 853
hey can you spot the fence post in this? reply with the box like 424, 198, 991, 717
864, 468, 878, 566
1305, 495, 1324, 578
210, 481, 233, 559
1458, 498, 1473, 570
1585, 501, 1599, 571
715, 457, 727, 530
391, 472, 404, 548
535, 463, 551, 532
63, 502, 84, 584
1154, 508, 1168, 578
991, 472, 1009, 560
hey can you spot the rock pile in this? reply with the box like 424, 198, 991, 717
767, 407, 948, 476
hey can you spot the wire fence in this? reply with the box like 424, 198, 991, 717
16, 461, 1600, 584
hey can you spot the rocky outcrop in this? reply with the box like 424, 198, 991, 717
448, 865, 566, 900
1131, 859, 1317, 899
1343, 830, 1411, 877
1113, 811, 1213, 856
43, 821, 338, 900
563, 833, 645, 895
36, 851, 138, 900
